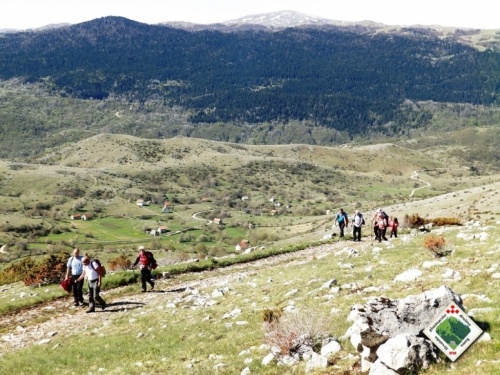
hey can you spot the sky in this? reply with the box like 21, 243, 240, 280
0, 0, 498, 30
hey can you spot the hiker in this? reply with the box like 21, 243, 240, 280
335, 208, 349, 238
372, 208, 389, 241
132, 246, 155, 292
352, 210, 364, 241
375, 212, 388, 243
65, 248, 85, 307
389, 217, 399, 238
75, 255, 106, 313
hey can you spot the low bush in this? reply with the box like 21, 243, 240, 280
431, 217, 461, 226
0, 251, 70, 286
423, 235, 449, 257
403, 213, 461, 228
108, 254, 132, 271
263, 309, 330, 355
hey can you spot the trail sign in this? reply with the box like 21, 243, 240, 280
423, 303, 483, 361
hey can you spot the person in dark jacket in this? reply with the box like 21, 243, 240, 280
132, 245, 155, 292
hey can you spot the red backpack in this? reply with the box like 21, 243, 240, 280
146, 251, 158, 270
60, 278, 72, 293
90, 259, 106, 277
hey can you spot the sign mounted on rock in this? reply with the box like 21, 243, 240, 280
423, 303, 483, 361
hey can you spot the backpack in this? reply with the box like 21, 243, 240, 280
60, 277, 72, 293
354, 213, 365, 227
145, 251, 158, 270
90, 259, 106, 277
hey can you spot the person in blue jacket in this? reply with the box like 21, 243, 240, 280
335, 208, 349, 238
65, 248, 85, 307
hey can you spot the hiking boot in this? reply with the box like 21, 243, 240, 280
141, 289, 146, 293
150, 284, 155, 291
79, 298, 84, 304
86, 308, 95, 314
101, 302, 107, 310
73, 302, 79, 307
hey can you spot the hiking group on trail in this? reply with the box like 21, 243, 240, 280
334, 207, 397, 243
62, 209, 398, 312
63, 245, 157, 312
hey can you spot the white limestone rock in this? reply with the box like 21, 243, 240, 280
394, 269, 422, 282
305, 352, 328, 372
321, 340, 341, 357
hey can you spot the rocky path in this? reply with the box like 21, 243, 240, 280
0, 239, 360, 355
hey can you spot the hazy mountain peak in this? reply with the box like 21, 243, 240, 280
223, 10, 337, 28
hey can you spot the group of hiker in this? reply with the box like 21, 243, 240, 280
64, 209, 398, 312
334, 207, 398, 243
64, 245, 156, 313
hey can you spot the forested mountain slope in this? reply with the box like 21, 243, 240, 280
1, 16, 499, 138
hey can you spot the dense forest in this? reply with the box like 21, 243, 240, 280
1, 16, 500, 138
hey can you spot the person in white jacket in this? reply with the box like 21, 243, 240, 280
76, 255, 106, 313
352, 211, 364, 241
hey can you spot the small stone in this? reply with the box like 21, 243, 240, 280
262, 353, 274, 366
321, 340, 341, 357
137, 332, 145, 338
477, 332, 492, 342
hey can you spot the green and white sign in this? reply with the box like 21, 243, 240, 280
423, 303, 483, 361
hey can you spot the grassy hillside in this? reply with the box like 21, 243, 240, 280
1, 218, 499, 374
2, 134, 499, 273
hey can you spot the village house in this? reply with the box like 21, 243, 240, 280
201, 197, 211, 202
136, 199, 145, 207
82, 213, 93, 221
162, 201, 172, 213
71, 213, 81, 220
241, 196, 249, 201
247, 223, 254, 229
213, 218, 223, 225
242, 208, 250, 214
235, 239, 250, 251
253, 210, 261, 216
157, 225, 168, 234
274, 202, 281, 207
270, 210, 278, 216
269, 197, 275, 202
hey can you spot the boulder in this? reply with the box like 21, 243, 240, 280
345, 286, 462, 373
369, 359, 399, 375
376, 334, 436, 372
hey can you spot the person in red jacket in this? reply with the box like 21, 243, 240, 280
388, 217, 399, 238
375, 212, 388, 243
132, 245, 155, 292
